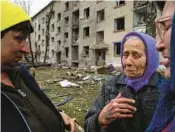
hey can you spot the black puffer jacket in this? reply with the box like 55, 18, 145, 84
84, 72, 164, 132
1, 64, 65, 132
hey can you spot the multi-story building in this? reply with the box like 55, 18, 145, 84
31, 1, 148, 67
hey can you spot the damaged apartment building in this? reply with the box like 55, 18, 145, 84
31, 1, 151, 67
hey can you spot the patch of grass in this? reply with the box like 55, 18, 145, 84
35, 68, 102, 127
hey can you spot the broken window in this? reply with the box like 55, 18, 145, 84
51, 11, 55, 18
72, 46, 79, 61
115, 0, 125, 7
42, 17, 45, 24
42, 29, 44, 35
73, 1, 79, 8
42, 40, 44, 46
97, 9, 105, 22
137, 15, 146, 25
114, 42, 121, 55
96, 31, 104, 42
83, 27, 90, 37
57, 13, 61, 21
38, 35, 40, 41
57, 27, 61, 34
65, 48, 69, 57
84, 7, 90, 19
72, 10, 79, 25
65, 2, 69, 11
64, 32, 68, 40
72, 28, 79, 43
37, 45, 40, 53
65, 17, 69, 25
114, 17, 125, 31
35, 42, 37, 49
51, 24, 54, 32
38, 24, 40, 31
83, 46, 89, 57
52, 50, 54, 57
46, 49, 49, 57
58, 40, 61, 46
51, 37, 54, 43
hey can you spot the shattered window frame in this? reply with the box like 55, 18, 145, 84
57, 13, 61, 21
83, 26, 90, 38
83, 46, 89, 57
115, 0, 126, 7
96, 30, 104, 42
65, 47, 69, 58
97, 9, 105, 23
84, 7, 90, 19
114, 42, 121, 56
114, 17, 125, 31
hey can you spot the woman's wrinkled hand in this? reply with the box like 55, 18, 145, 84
98, 93, 137, 128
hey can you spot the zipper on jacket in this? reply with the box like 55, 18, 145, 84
2, 92, 32, 132
18, 89, 26, 97
17, 89, 50, 132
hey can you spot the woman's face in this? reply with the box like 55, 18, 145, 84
155, 2, 175, 79
122, 39, 146, 78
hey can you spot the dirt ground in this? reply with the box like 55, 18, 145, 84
35, 67, 104, 131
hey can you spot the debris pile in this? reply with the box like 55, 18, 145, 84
35, 64, 121, 131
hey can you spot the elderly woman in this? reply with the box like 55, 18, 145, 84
84, 31, 164, 132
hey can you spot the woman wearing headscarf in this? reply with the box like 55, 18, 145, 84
84, 31, 164, 132
146, 2, 175, 132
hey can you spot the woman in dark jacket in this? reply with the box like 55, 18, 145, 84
146, 2, 175, 132
84, 31, 164, 132
1, 1, 75, 132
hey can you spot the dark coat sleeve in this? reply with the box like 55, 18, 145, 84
84, 83, 105, 132
84, 76, 121, 132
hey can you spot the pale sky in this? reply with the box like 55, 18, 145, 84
11, 0, 52, 17
30, 0, 51, 17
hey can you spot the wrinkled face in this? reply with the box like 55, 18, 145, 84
156, 2, 175, 78
122, 39, 146, 78
1, 31, 30, 68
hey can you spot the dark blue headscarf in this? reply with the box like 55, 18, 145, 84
121, 31, 159, 92
146, 11, 175, 132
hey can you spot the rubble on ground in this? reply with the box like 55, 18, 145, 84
35, 64, 165, 131
39, 64, 120, 88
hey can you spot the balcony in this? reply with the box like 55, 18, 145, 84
134, 25, 146, 33
63, 39, 68, 46
134, 1, 148, 13
72, 38, 79, 45
72, 2, 79, 12
35, 50, 41, 56
134, 1, 148, 8
72, 21, 79, 29
56, 47, 61, 53
90, 42, 108, 50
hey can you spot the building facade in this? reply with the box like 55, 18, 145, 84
31, 1, 147, 67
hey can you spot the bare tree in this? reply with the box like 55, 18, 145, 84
43, 2, 54, 64
14, 0, 35, 64
14, 0, 32, 15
